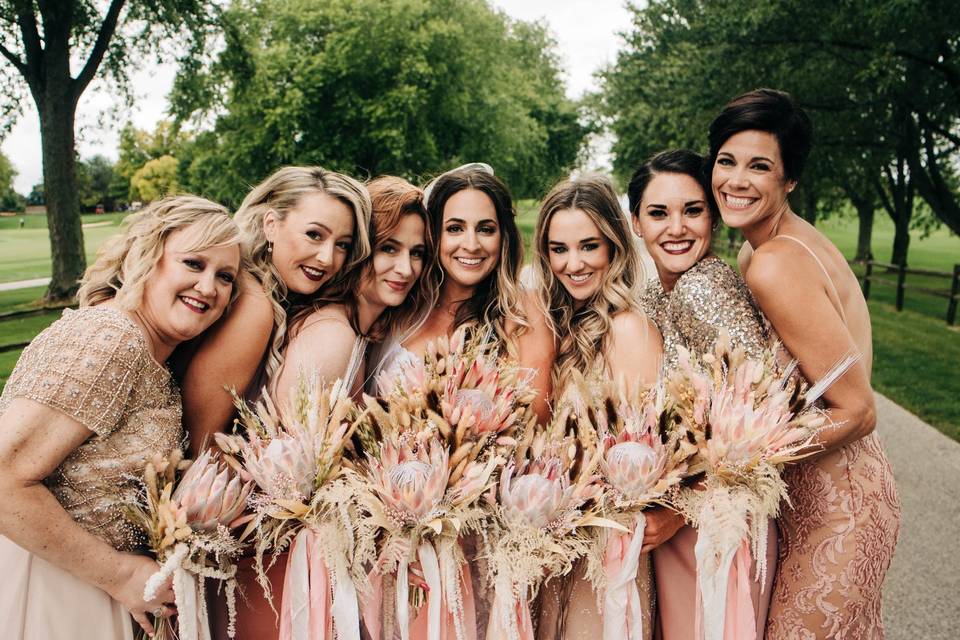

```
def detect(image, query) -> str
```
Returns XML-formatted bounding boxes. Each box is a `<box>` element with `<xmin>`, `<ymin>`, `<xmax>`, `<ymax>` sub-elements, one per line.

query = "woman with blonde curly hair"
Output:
<box><xmin>532</xmin><ymin>174</ymin><xmax>662</xmax><ymax>640</ymax></box>
<box><xmin>178</xmin><ymin>165</ymin><xmax>372</xmax><ymax>456</ymax></box>
<box><xmin>0</xmin><ymin>196</ymin><xmax>242</xmax><ymax>640</ymax></box>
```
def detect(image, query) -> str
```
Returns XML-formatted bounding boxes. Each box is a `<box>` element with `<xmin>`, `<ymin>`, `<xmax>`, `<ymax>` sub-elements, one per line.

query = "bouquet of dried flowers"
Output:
<box><xmin>357</xmin><ymin>328</ymin><xmax>537</xmax><ymax>640</ymax></box>
<box><xmin>216</xmin><ymin>374</ymin><xmax>363</xmax><ymax>640</ymax></box>
<box><xmin>129</xmin><ymin>448</ymin><xmax>252</xmax><ymax>640</ymax></box>
<box><xmin>665</xmin><ymin>332</ymin><xmax>857</xmax><ymax>640</ymax></box>
<box><xmin>560</xmin><ymin>375</ymin><xmax>695</xmax><ymax>640</ymax></box>
<box><xmin>480</xmin><ymin>394</ymin><xmax>624</xmax><ymax>640</ymax></box>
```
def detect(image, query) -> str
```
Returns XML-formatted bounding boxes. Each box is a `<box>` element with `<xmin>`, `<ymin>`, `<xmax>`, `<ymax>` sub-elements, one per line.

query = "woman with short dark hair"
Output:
<box><xmin>708</xmin><ymin>88</ymin><xmax>900</xmax><ymax>638</ymax></box>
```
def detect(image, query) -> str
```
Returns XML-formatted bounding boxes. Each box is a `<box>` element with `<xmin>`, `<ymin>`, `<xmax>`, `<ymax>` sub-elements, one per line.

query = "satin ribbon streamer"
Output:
<box><xmin>602</xmin><ymin>512</ymin><xmax>646</xmax><ymax>640</ymax></box>
<box><xmin>694</xmin><ymin>532</ymin><xmax>756</xmax><ymax>640</ymax></box>
<box><xmin>280</xmin><ymin>527</ymin><xmax>360</xmax><ymax>640</ymax></box>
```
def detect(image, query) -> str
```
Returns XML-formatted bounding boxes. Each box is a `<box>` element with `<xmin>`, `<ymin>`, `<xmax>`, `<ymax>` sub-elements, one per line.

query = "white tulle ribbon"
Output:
<box><xmin>418</xmin><ymin>542</ymin><xmax>443</xmax><ymax>640</ymax></box>
<box><xmin>330</xmin><ymin>540</ymin><xmax>361</xmax><ymax>640</ymax></box>
<box><xmin>285</xmin><ymin>528</ymin><xmax>312</xmax><ymax>640</ymax></box>
<box><xmin>143</xmin><ymin>542</ymin><xmax>211</xmax><ymax>640</ymax></box>
<box><xmin>602</xmin><ymin>512</ymin><xmax>646</xmax><ymax>640</ymax></box>
<box><xmin>396</xmin><ymin>555</ymin><xmax>411</xmax><ymax>640</ymax></box>
<box><xmin>694</xmin><ymin>521</ymin><xmax>740</xmax><ymax>640</ymax></box>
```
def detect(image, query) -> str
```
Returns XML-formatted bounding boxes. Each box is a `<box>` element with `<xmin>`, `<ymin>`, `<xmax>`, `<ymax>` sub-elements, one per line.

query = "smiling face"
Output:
<box><xmin>547</xmin><ymin>207</ymin><xmax>611</xmax><ymax>305</ymax></box>
<box><xmin>139</xmin><ymin>224</ymin><xmax>240</xmax><ymax>345</ymax></box>
<box><xmin>712</xmin><ymin>129</ymin><xmax>795</xmax><ymax>231</ymax></box>
<box><xmin>359</xmin><ymin>213</ymin><xmax>427</xmax><ymax>311</ymax></box>
<box><xmin>264</xmin><ymin>191</ymin><xmax>356</xmax><ymax>295</ymax></box>
<box><xmin>633</xmin><ymin>172</ymin><xmax>713</xmax><ymax>291</ymax></box>
<box><xmin>438</xmin><ymin>188</ymin><xmax>501</xmax><ymax>290</ymax></box>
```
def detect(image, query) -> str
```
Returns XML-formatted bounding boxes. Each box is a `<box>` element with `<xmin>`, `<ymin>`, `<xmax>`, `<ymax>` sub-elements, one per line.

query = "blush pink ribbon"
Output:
<box><xmin>602</xmin><ymin>512</ymin><xmax>646</xmax><ymax>640</ymax></box>
<box><xmin>694</xmin><ymin>537</ymin><xmax>756</xmax><ymax>640</ymax></box>
<box><xmin>280</xmin><ymin>527</ymin><xmax>360</xmax><ymax>640</ymax></box>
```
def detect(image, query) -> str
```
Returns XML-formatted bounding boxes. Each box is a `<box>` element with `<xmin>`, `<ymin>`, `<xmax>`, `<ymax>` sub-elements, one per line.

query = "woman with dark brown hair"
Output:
<box><xmin>708</xmin><ymin>88</ymin><xmax>900</xmax><ymax>639</ymax></box>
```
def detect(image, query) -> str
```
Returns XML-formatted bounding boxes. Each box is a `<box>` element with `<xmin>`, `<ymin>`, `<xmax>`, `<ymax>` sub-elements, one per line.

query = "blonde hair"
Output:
<box><xmin>532</xmin><ymin>174</ymin><xmax>644</xmax><ymax>391</ymax></box>
<box><xmin>423</xmin><ymin>165</ymin><xmax>527</xmax><ymax>357</ymax></box>
<box><xmin>234</xmin><ymin>166</ymin><xmax>372</xmax><ymax>382</ymax></box>
<box><xmin>78</xmin><ymin>195</ymin><xmax>244</xmax><ymax>309</ymax></box>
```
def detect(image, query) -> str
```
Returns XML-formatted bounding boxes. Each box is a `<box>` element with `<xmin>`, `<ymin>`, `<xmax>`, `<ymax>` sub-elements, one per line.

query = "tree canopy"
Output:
<box><xmin>172</xmin><ymin>0</ymin><xmax>588</xmax><ymax>204</ymax></box>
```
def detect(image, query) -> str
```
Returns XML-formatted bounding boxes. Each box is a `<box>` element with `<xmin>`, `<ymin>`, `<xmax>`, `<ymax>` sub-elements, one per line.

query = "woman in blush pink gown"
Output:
<box><xmin>708</xmin><ymin>89</ymin><xmax>900</xmax><ymax>639</ymax></box>
<box><xmin>631</xmin><ymin>149</ymin><xmax>778</xmax><ymax>640</ymax></box>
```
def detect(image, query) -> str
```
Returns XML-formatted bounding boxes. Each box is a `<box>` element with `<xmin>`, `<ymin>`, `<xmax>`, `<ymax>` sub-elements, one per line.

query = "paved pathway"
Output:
<box><xmin>876</xmin><ymin>393</ymin><xmax>959</xmax><ymax>639</ymax></box>
<box><xmin>0</xmin><ymin>277</ymin><xmax>49</xmax><ymax>292</ymax></box>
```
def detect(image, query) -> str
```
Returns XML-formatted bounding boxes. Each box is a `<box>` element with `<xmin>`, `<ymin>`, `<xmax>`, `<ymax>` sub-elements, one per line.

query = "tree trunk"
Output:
<box><xmin>855</xmin><ymin>201</ymin><xmax>874</xmax><ymax>261</ymax></box>
<box><xmin>40</xmin><ymin>97</ymin><xmax>86</xmax><ymax>303</ymax></box>
<box><xmin>891</xmin><ymin>215</ymin><xmax>911</xmax><ymax>266</ymax></box>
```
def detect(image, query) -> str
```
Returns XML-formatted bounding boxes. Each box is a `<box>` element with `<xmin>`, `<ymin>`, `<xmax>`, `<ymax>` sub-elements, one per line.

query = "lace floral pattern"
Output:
<box><xmin>766</xmin><ymin>433</ymin><xmax>901</xmax><ymax>640</ymax></box>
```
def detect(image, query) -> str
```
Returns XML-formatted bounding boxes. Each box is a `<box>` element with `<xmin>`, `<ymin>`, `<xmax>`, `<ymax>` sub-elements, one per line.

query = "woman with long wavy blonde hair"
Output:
<box><xmin>532</xmin><ymin>174</ymin><xmax>662</xmax><ymax>640</ymax></box>
<box><xmin>177</xmin><ymin>166</ymin><xmax>372</xmax><ymax>457</ymax></box>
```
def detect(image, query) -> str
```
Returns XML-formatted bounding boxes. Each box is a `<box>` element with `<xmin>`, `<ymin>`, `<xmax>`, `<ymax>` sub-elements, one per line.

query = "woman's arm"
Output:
<box><xmin>181</xmin><ymin>275</ymin><xmax>275</xmax><ymax>456</ymax></box>
<box><xmin>746</xmin><ymin>245</ymin><xmax>876</xmax><ymax>453</ymax></box>
<box><xmin>515</xmin><ymin>291</ymin><xmax>556</xmax><ymax>424</ymax></box>
<box><xmin>607</xmin><ymin>310</ymin><xmax>663</xmax><ymax>395</ymax></box>
<box><xmin>0</xmin><ymin>399</ymin><xmax>176</xmax><ymax>635</ymax></box>
<box><xmin>272</xmin><ymin>313</ymin><xmax>358</xmax><ymax>406</ymax></box>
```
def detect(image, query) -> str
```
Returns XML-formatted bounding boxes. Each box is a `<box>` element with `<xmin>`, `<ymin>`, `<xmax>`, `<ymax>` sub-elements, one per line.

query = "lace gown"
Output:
<box><xmin>0</xmin><ymin>306</ymin><xmax>183</xmax><ymax>640</ymax></box>
<box><xmin>641</xmin><ymin>255</ymin><xmax>777</xmax><ymax>640</ymax></box>
<box><xmin>760</xmin><ymin>236</ymin><xmax>901</xmax><ymax>640</ymax></box>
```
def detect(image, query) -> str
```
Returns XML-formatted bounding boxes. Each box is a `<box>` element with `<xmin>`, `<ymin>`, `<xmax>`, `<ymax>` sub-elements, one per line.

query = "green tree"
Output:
<box><xmin>77</xmin><ymin>154</ymin><xmax>116</xmax><ymax>211</ymax></box>
<box><xmin>26</xmin><ymin>181</ymin><xmax>43</xmax><ymax>206</ymax></box>
<box><xmin>0</xmin><ymin>1</ymin><xmax>218</xmax><ymax>302</ymax></box>
<box><xmin>0</xmin><ymin>150</ymin><xmax>22</xmax><ymax>211</ymax></box>
<box><xmin>130</xmin><ymin>154</ymin><xmax>179</xmax><ymax>202</ymax></box>
<box><xmin>172</xmin><ymin>0</ymin><xmax>587</xmax><ymax>204</ymax></box>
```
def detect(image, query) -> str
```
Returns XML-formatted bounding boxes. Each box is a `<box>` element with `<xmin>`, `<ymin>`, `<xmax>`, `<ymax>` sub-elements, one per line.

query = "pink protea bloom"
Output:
<box><xmin>370</xmin><ymin>437</ymin><xmax>449</xmax><ymax>526</ymax></box>
<box><xmin>499</xmin><ymin>461</ymin><xmax>569</xmax><ymax>529</ymax></box>
<box><xmin>241</xmin><ymin>433</ymin><xmax>317</xmax><ymax>500</ymax></box>
<box><xmin>602</xmin><ymin>435</ymin><xmax>667</xmax><ymax>502</ymax></box>
<box><xmin>443</xmin><ymin>358</ymin><xmax>517</xmax><ymax>435</ymax></box>
<box><xmin>172</xmin><ymin>450</ymin><xmax>253</xmax><ymax>532</ymax></box>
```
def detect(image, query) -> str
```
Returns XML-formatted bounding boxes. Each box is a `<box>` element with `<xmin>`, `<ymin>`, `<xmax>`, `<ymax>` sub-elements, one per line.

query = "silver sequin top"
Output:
<box><xmin>0</xmin><ymin>306</ymin><xmax>182</xmax><ymax>551</ymax></box>
<box><xmin>640</xmin><ymin>254</ymin><xmax>769</xmax><ymax>371</ymax></box>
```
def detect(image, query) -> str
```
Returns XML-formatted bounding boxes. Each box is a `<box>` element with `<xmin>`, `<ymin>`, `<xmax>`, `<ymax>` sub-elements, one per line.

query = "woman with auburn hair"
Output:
<box><xmin>629</xmin><ymin>149</ymin><xmax>777</xmax><ymax>640</ymax></box>
<box><xmin>0</xmin><ymin>196</ymin><xmax>243</xmax><ymax>640</ymax></box>
<box><xmin>187</xmin><ymin>166</ymin><xmax>371</xmax><ymax>640</ymax></box>
<box><xmin>707</xmin><ymin>88</ymin><xmax>900</xmax><ymax>638</ymax></box>
<box><xmin>532</xmin><ymin>173</ymin><xmax>662</xmax><ymax>640</ymax></box>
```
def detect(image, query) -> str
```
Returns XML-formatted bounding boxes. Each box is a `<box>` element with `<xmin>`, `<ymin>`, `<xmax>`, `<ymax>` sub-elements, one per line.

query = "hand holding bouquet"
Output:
<box><xmin>129</xmin><ymin>448</ymin><xmax>252</xmax><ymax>640</ymax></box>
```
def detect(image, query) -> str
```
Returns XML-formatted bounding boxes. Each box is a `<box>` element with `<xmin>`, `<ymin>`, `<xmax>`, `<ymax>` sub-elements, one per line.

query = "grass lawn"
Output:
<box><xmin>0</xmin><ymin>205</ymin><xmax>957</xmax><ymax>441</ymax></box>
<box><xmin>0</xmin><ymin>212</ymin><xmax>129</xmax><ymax>282</ymax></box>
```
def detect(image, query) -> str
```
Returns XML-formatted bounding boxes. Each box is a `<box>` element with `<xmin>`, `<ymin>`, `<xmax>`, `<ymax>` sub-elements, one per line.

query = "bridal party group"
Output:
<box><xmin>0</xmin><ymin>89</ymin><xmax>901</xmax><ymax>640</ymax></box>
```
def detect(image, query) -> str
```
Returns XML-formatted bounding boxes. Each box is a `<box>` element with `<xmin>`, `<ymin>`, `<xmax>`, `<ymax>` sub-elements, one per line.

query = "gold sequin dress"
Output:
<box><xmin>0</xmin><ymin>305</ymin><xmax>182</xmax><ymax>640</ymax></box>
<box><xmin>641</xmin><ymin>255</ymin><xmax>778</xmax><ymax>640</ymax></box>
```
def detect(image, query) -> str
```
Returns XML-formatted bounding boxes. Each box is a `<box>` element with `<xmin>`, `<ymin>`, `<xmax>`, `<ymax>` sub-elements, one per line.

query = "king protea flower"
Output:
<box><xmin>367</xmin><ymin>435</ymin><xmax>449</xmax><ymax>528</ymax></box>
<box><xmin>172</xmin><ymin>450</ymin><xmax>253</xmax><ymax>532</ymax></box>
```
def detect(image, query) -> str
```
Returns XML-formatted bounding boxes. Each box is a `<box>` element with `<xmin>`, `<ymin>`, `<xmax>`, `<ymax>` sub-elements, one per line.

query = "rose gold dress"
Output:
<box><xmin>0</xmin><ymin>306</ymin><xmax>183</xmax><ymax>640</ymax></box>
<box><xmin>761</xmin><ymin>236</ymin><xmax>901</xmax><ymax>640</ymax></box>
<box><xmin>641</xmin><ymin>254</ymin><xmax>777</xmax><ymax>640</ymax></box>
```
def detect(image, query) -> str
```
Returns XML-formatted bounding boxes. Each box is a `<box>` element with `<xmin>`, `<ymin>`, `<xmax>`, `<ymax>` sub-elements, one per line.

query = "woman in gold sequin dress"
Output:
<box><xmin>629</xmin><ymin>149</ymin><xmax>778</xmax><ymax>640</ymax></box>
<box><xmin>708</xmin><ymin>89</ymin><xmax>900</xmax><ymax>639</ymax></box>
<box><xmin>0</xmin><ymin>197</ymin><xmax>243</xmax><ymax>640</ymax></box>
<box><xmin>532</xmin><ymin>174</ymin><xmax>662</xmax><ymax>640</ymax></box>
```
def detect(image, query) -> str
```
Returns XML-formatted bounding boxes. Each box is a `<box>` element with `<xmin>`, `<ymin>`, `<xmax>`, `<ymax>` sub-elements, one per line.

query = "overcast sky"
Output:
<box><xmin>1</xmin><ymin>0</ymin><xmax>632</xmax><ymax>194</ymax></box>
